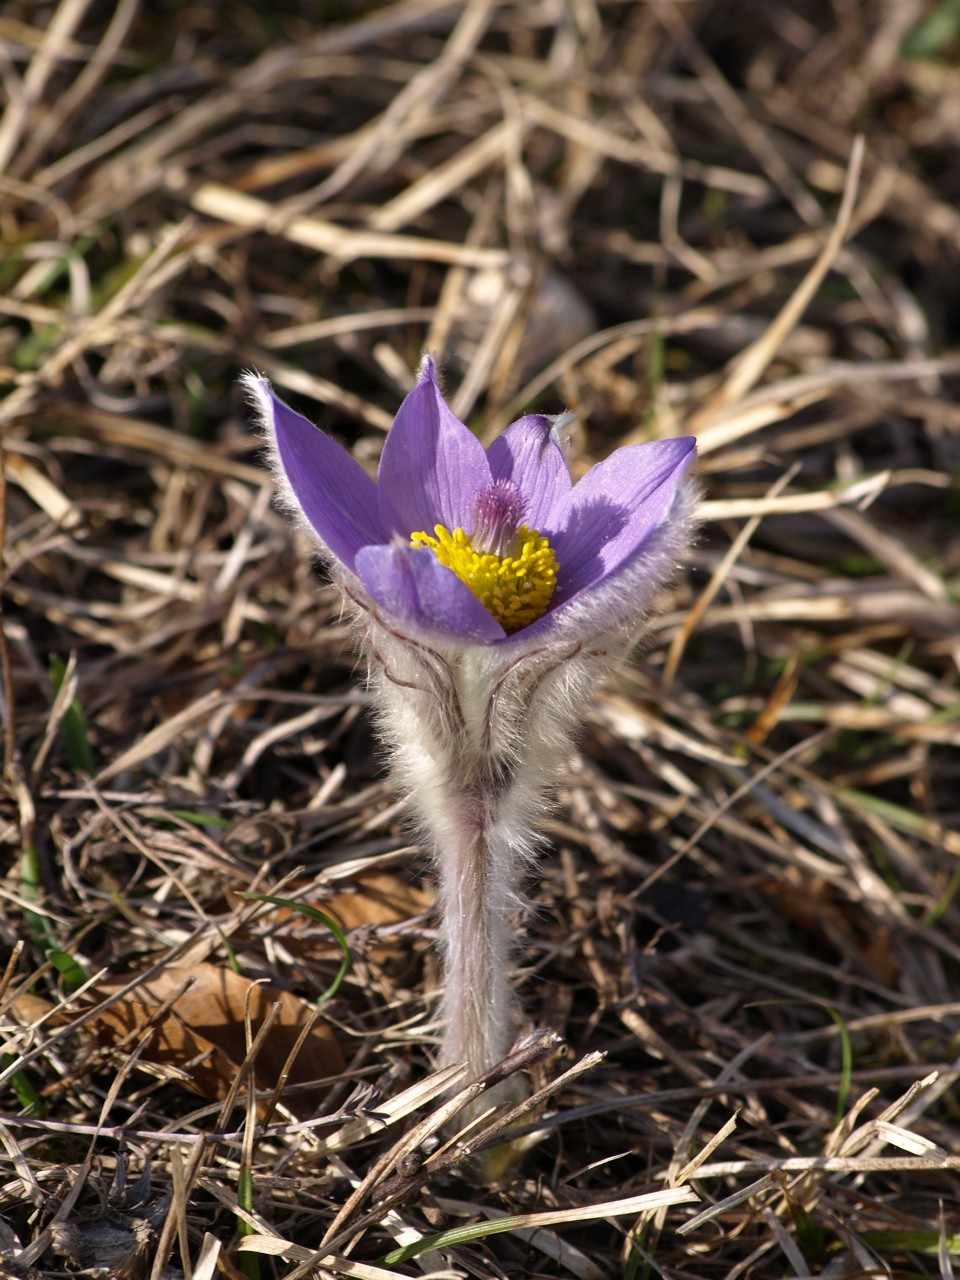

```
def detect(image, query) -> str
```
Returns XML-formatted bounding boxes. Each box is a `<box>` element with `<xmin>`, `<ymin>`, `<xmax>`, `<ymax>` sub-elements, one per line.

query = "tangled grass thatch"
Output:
<box><xmin>1</xmin><ymin>2</ymin><xmax>959</xmax><ymax>1276</ymax></box>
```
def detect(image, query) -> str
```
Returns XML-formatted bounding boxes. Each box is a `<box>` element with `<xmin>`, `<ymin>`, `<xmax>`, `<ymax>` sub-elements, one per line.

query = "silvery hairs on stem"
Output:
<box><xmin>244</xmin><ymin>356</ymin><xmax>698</xmax><ymax>1091</ymax></box>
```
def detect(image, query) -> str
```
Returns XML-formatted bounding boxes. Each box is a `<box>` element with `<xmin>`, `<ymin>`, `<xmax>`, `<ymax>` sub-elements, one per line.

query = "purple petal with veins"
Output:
<box><xmin>356</xmin><ymin>543</ymin><xmax>507</xmax><ymax>644</ymax></box>
<box><xmin>548</xmin><ymin>436</ymin><xmax>696</xmax><ymax>605</ymax></box>
<box><xmin>487</xmin><ymin>414</ymin><xmax>571</xmax><ymax>530</ymax></box>
<box><xmin>377</xmin><ymin>358</ymin><xmax>491</xmax><ymax>538</ymax></box>
<box><xmin>245</xmin><ymin>375</ymin><xmax>384</xmax><ymax>569</ymax></box>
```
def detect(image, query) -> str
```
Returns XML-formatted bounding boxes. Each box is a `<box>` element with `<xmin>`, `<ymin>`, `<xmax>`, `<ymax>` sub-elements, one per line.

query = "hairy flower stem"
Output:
<box><xmin>361</xmin><ymin>612</ymin><xmax>561</xmax><ymax>1090</ymax></box>
<box><xmin>435</xmin><ymin>806</ymin><xmax>518</xmax><ymax>1080</ymax></box>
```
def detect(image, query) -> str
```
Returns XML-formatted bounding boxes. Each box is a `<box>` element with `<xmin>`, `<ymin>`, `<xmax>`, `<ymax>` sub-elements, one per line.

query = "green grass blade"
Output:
<box><xmin>49</xmin><ymin>656</ymin><xmax>95</xmax><ymax>774</ymax></box>
<box><xmin>0</xmin><ymin>1055</ymin><xmax>44</xmax><ymax>1117</ymax></box>
<box><xmin>19</xmin><ymin>843</ymin><xmax>58</xmax><ymax>952</ymax></box>
<box><xmin>244</xmin><ymin>893</ymin><xmax>351</xmax><ymax>1002</ymax></box>
<box><xmin>236</xmin><ymin>1167</ymin><xmax>260</xmax><ymax>1280</ymax></box>
<box><xmin>46</xmin><ymin>949</ymin><xmax>87</xmax><ymax>991</ymax></box>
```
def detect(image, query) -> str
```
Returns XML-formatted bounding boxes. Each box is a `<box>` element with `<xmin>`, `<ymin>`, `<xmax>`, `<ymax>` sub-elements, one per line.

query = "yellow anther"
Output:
<box><xmin>411</xmin><ymin>523</ymin><xmax>558</xmax><ymax>632</ymax></box>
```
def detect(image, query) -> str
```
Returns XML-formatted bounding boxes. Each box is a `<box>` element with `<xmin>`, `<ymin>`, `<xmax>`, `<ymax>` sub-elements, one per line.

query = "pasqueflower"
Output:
<box><xmin>245</xmin><ymin>357</ymin><xmax>697</xmax><ymax>1107</ymax></box>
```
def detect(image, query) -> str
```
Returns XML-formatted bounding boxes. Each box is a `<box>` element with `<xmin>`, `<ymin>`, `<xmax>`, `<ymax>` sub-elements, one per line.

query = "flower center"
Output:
<box><xmin>410</xmin><ymin>481</ymin><xmax>558</xmax><ymax>632</ymax></box>
<box><xmin>471</xmin><ymin>478</ymin><xmax>525</xmax><ymax>557</ymax></box>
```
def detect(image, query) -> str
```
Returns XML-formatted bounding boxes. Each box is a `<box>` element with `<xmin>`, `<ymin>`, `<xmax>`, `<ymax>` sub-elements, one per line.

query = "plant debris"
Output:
<box><xmin>1</xmin><ymin>1</ymin><xmax>959</xmax><ymax>1277</ymax></box>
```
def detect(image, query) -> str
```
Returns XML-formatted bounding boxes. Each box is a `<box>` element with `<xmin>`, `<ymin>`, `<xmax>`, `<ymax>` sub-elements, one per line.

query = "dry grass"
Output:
<box><xmin>2</xmin><ymin>1</ymin><xmax>960</xmax><ymax>1276</ymax></box>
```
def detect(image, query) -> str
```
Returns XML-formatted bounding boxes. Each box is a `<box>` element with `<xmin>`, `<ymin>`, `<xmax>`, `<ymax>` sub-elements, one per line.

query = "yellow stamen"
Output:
<box><xmin>411</xmin><ymin>523</ymin><xmax>558</xmax><ymax>632</ymax></box>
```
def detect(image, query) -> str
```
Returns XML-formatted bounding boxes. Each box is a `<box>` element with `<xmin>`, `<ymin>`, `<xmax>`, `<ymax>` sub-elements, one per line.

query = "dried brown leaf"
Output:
<box><xmin>88</xmin><ymin>963</ymin><xmax>344</xmax><ymax>1116</ymax></box>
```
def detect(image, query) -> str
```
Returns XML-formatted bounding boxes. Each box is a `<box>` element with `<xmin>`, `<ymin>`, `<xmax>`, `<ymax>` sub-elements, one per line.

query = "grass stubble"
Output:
<box><xmin>1</xmin><ymin>1</ymin><xmax>959</xmax><ymax>1276</ymax></box>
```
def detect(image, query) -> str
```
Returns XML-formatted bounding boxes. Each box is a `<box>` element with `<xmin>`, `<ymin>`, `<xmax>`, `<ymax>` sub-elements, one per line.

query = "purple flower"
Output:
<box><xmin>243</xmin><ymin>357</ymin><xmax>695</xmax><ymax>649</ymax></box>
<box><xmin>246</xmin><ymin>356</ymin><xmax>699</xmax><ymax>1125</ymax></box>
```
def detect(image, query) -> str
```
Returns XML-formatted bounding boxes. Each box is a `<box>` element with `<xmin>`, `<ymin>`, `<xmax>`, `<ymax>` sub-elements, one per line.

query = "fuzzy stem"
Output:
<box><xmin>365</xmin><ymin>625</ymin><xmax>549</xmax><ymax>1087</ymax></box>
<box><xmin>435</xmin><ymin>816</ymin><xmax>517</xmax><ymax>1078</ymax></box>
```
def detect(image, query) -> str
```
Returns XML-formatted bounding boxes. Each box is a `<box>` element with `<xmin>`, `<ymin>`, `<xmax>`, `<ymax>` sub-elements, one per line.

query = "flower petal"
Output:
<box><xmin>377</xmin><ymin>358</ymin><xmax>491</xmax><ymax>537</ymax></box>
<box><xmin>486</xmin><ymin>415</ymin><xmax>571</xmax><ymax>530</ymax></box>
<box><xmin>506</xmin><ymin>472</ymin><xmax>699</xmax><ymax>650</ymax></box>
<box><xmin>355</xmin><ymin>543</ymin><xmax>507</xmax><ymax>643</ymax></box>
<box><xmin>245</xmin><ymin>374</ymin><xmax>384</xmax><ymax>569</ymax></box>
<box><xmin>549</xmin><ymin>437</ymin><xmax>696</xmax><ymax>603</ymax></box>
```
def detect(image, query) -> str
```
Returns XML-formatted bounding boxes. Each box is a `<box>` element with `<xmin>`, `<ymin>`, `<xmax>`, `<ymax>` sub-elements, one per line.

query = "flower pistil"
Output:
<box><xmin>411</xmin><ymin>478</ymin><xmax>559</xmax><ymax>631</ymax></box>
